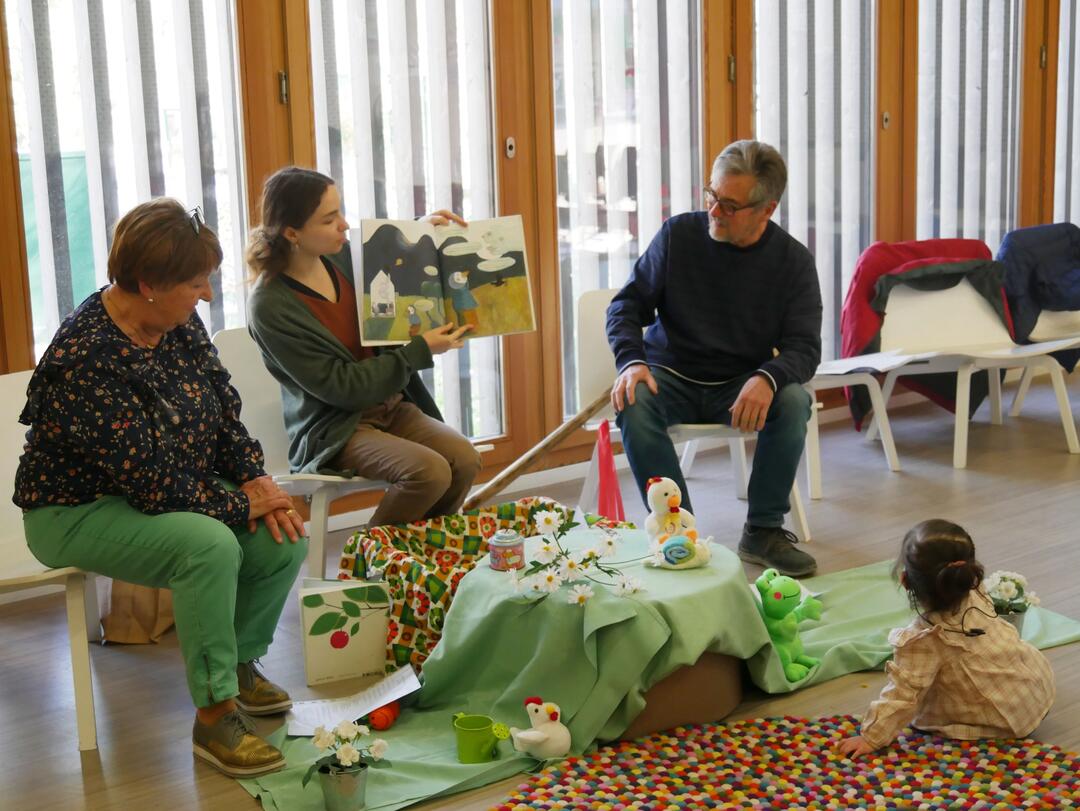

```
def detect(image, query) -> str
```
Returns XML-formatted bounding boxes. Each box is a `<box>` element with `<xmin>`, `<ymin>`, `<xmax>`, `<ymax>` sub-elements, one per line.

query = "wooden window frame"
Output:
<box><xmin>0</xmin><ymin>0</ymin><xmax>34</xmax><ymax>373</ymax></box>
<box><xmin>1019</xmin><ymin>0</ymin><xmax>1060</xmax><ymax>227</ymax></box>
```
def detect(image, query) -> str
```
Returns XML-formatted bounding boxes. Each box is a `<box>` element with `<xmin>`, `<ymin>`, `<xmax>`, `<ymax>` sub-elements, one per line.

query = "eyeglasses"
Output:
<box><xmin>702</xmin><ymin>187</ymin><xmax>759</xmax><ymax>217</ymax></box>
<box><xmin>187</xmin><ymin>205</ymin><xmax>205</xmax><ymax>235</ymax></box>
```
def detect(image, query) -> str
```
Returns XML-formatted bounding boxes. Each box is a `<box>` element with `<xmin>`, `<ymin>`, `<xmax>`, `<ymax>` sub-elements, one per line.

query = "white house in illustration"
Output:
<box><xmin>370</xmin><ymin>269</ymin><xmax>397</xmax><ymax>317</ymax></box>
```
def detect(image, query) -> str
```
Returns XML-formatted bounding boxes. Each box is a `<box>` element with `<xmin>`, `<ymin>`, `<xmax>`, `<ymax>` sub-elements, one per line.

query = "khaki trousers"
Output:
<box><xmin>335</xmin><ymin>400</ymin><xmax>482</xmax><ymax>526</ymax></box>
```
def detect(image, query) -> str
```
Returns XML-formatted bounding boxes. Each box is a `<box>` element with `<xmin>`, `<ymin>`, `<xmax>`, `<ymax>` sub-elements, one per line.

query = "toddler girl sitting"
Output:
<box><xmin>838</xmin><ymin>519</ymin><xmax>1055</xmax><ymax>757</ymax></box>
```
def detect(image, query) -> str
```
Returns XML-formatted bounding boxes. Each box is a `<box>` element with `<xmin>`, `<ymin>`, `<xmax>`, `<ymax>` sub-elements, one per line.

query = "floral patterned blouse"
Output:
<box><xmin>13</xmin><ymin>291</ymin><xmax>265</xmax><ymax>526</ymax></box>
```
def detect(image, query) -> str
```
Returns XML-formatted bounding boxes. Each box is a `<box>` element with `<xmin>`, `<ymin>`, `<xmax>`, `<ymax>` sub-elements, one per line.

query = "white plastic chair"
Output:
<box><xmin>212</xmin><ymin>329</ymin><xmax>388</xmax><ymax>578</ymax></box>
<box><xmin>804</xmin><ymin>367</ymin><xmax>901</xmax><ymax>499</ymax></box>
<box><xmin>863</xmin><ymin>279</ymin><xmax>1079</xmax><ymax>468</ymax></box>
<box><xmin>0</xmin><ymin>370</ymin><xmax>99</xmax><ymax>751</ymax></box>
<box><xmin>575</xmin><ymin>289</ymin><xmax>811</xmax><ymax>541</ymax></box>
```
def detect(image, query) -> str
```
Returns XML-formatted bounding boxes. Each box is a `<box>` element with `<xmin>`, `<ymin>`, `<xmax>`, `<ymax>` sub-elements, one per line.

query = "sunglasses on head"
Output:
<box><xmin>187</xmin><ymin>205</ymin><xmax>205</xmax><ymax>235</ymax></box>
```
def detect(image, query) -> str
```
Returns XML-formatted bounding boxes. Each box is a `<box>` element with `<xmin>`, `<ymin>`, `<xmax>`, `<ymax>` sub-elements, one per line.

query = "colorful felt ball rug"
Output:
<box><xmin>493</xmin><ymin>715</ymin><xmax>1080</xmax><ymax>810</ymax></box>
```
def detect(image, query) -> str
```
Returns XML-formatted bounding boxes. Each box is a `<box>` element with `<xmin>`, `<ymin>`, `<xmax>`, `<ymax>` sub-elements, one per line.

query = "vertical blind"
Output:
<box><xmin>5</xmin><ymin>0</ymin><xmax>247</xmax><ymax>358</ymax></box>
<box><xmin>754</xmin><ymin>0</ymin><xmax>876</xmax><ymax>361</ymax></box>
<box><xmin>916</xmin><ymin>0</ymin><xmax>1021</xmax><ymax>253</ymax></box>
<box><xmin>552</xmin><ymin>0</ymin><xmax>702</xmax><ymax>415</ymax></box>
<box><xmin>1055</xmin><ymin>0</ymin><xmax>1080</xmax><ymax>224</ymax></box>
<box><xmin>308</xmin><ymin>0</ymin><xmax>502</xmax><ymax>440</ymax></box>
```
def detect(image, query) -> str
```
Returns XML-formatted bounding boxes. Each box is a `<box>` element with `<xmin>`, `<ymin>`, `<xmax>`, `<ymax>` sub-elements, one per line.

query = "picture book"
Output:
<box><xmin>354</xmin><ymin>214</ymin><xmax>535</xmax><ymax>345</ymax></box>
<box><xmin>298</xmin><ymin>579</ymin><xmax>389</xmax><ymax>686</ymax></box>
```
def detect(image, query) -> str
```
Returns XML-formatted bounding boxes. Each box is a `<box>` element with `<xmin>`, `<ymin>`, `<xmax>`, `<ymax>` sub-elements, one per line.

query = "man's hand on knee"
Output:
<box><xmin>612</xmin><ymin>364</ymin><xmax>658</xmax><ymax>412</ymax></box>
<box><xmin>730</xmin><ymin>375</ymin><xmax>774</xmax><ymax>432</ymax></box>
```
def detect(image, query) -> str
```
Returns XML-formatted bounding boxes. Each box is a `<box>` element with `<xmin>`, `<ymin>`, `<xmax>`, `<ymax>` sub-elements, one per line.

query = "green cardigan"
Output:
<box><xmin>247</xmin><ymin>245</ymin><xmax>441</xmax><ymax>474</ymax></box>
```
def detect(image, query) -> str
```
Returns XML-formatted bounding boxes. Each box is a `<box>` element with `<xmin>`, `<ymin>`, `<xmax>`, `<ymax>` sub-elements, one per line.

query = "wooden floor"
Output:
<box><xmin>2</xmin><ymin>379</ymin><xmax>1079</xmax><ymax>810</ymax></box>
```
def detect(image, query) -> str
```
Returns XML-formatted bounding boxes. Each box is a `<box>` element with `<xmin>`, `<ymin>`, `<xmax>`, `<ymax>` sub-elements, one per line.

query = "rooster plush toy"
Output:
<box><xmin>644</xmin><ymin>476</ymin><xmax>698</xmax><ymax>542</ymax></box>
<box><xmin>509</xmin><ymin>696</ymin><xmax>572</xmax><ymax>760</ymax></box>
<box><xmin>643</xmin><ymin>476</ymin><xmax>711</xmax><ymax>570</ymax></box>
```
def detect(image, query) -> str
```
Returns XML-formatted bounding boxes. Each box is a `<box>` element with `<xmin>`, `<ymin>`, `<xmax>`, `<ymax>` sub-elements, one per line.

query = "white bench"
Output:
<box><xmin>858</xmin><ymin>279</ymin><xmax>1079</xmax><ymax>468</ymax></box>
<box><xmin>0</xmin><ymin>370</ymin><xmax>99</xmax><ymax>751</ymax></box>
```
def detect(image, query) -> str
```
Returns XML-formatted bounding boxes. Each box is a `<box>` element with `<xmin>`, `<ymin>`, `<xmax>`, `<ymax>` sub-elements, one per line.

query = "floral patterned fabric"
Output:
<box><xmin>13</xmin><ymin>291</ymin><xmax>263</xmax><ymax>525</ymax></box>
<box><xmin>336</xmin><ymin>497</ymin><xmax>633</xmax><ymax>672</ymax></box>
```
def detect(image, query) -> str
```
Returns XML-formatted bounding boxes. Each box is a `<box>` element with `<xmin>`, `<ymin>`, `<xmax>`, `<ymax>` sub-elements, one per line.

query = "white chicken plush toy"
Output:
<box><xmin>509</xmin><ymin>696</ymin><xmax>572</xmax><ymax>760</ymax></box>
<box><xmin>644</xmin><ymin>476</ymin><xmax>698</xmax><ymax>542</ymax></box>
<box><xmin>644</xmin><ymin>476</ymin><xmax>712</xmax><ymax>570</ymax></box>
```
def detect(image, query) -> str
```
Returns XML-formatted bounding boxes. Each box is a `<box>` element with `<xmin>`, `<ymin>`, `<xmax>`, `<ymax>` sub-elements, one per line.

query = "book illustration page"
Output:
<box><xmin>356</xmin><ymin>220</ymin><xmax>442</xmax><ymax>345</ymax></box>
<box><xmin>436</xmin><ymin>215</ymin><xmax>535</xmax><ymax>339</ymax></box>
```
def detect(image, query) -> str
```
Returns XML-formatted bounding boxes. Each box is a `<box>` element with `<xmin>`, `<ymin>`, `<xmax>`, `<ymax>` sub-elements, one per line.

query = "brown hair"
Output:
<box><xmin>246</xmin><ymin>166</ymin><xmax>335</xmax><ymax>277</ymax></box>
<box><xmin>893</xmin><ymin>519</ymin><xmax>985</xmax><ymax>615</ymax></box>
<box><xmin>108</xmin><ymin>198</ymin><xmax>223</xmax><ymax>293</ymax></box>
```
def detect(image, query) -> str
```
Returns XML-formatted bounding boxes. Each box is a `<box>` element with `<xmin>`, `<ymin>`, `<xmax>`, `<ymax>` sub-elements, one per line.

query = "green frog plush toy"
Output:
<box><xmin>754</xmin><ymin>568</ymin><xmax>823</xmax><ymax>682</ymax></box>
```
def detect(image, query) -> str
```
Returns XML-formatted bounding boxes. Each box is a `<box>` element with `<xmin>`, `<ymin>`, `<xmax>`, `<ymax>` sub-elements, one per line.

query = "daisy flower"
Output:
<box><xmin>558</xmin><ymin>553</ymin><xmax>587</xmax><ymax>582</ymax></box>
<box><xmin>535</xmin><ymin>540</ymin><xmax>559</xmax><ymax>564</ymax></box>
<box><xmin>596</xmin><ymin>533</ymin><xmax>619</xmax><ymax>558</ymax></box>
<box><xmin>614</xmin><ymin>574</ymin><xmax>643</xmax><ymax>596</ymax></box>
<box><xmin>567</xmin><ymin>583</ymin><xmax>594</xmax><ymax>605</ymax></box>
<box><xmin>508</xmin><ymin>568</ymin><xmax>525</xmax><ymax>594</ymax></box>
<box><xmin>539</xmin><ymin>570</ymin><xmax>564</xmax><ymax>593</ymax></box>
<box><xmin>534</xmin><ymin>510</ymin><xmax>561</xmax><ymax>535</ymax></box>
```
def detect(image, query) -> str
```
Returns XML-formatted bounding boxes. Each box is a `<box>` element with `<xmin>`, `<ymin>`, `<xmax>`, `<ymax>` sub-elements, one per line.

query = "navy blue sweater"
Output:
<box><xmin>606</xmin><ymin>212</ymin><xmax>822</xmax><ymax>390</ymax></box>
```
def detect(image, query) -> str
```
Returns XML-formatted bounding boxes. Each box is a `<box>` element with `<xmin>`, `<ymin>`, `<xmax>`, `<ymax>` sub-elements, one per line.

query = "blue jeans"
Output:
<box><xmin>615</xmin><ymin>367</ymin><xmax>811</xmax><ymax>527</ymax></box>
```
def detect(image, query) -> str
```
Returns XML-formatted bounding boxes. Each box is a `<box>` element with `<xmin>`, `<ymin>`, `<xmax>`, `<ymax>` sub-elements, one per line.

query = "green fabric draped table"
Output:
<box><xmin>240</xmin><ymin>528</ymin><xmax>1080</xmax><ymax>810</ymax></box>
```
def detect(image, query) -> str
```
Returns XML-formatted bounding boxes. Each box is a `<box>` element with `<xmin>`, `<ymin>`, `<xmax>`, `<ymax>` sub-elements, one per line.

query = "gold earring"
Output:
<box><xmin>147</xmin><ymin>297</ymin><xmax>155</xmax><ymax>303</ymax></box>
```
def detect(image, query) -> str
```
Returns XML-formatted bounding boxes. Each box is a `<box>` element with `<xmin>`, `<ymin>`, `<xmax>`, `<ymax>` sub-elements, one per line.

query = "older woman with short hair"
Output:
<box><xmin>13</xmin><ymin>198</ymin><xmax>306</xmax><ymax>778</ymax></box>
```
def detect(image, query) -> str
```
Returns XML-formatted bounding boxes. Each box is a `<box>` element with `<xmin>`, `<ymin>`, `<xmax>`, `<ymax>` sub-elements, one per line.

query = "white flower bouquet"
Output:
<box><xmin>508</xmin><ymin>510</ymin><xmax>644</xmax><ymax>605</ymax></box>
<box><xmin>984</xmin><ymin>570</ymin><xmax>1040</xmax><ymax>616</ymax></box>
<box><xmin>302</xmin><ymin>719</ymin><xmax>390</xmax><ymax>786</ymax></box>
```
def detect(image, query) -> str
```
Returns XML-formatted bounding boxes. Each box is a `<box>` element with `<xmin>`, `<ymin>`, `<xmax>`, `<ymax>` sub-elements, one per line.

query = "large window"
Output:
<box><xmin>552</xmin><ymin>0</ymin><xmax>702</xmax><ymax>415</ymax></box>
<box><xmin>4</xmin><ymin>0</ymin><xmax>247</xmax><ymax>358</ymax></box>
<box><xmin>754</xmin><ymin>0</ymin><xmax>876</xmax><ymax>361</ymax></box>
<box><xmin>916</xmin><ymin>0</ymin><xmax>1022</xmax><ymax>251</ymax></box>
<box><xmin>308</xmin><ymin>0</ymin><xmax>502</xmax><ymax>440</ymax></box>
<box><xmin>1055</xmin><ymin>0</ymin><xmax>1080</xmax><ymax>224</ymax></box>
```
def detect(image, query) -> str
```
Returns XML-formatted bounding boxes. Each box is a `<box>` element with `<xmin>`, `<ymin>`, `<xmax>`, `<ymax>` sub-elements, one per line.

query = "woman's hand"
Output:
<box><xmin>241</xmin><ymin>477</ymin><xmax>303</xmax><ymax>543</ymax></box>
<box><xmin>256</xmin><ymin>507</ymin><xmax>307</xmax><ymax>544</ymax></box>
<box><xmin>420</xmin><ymin>209</ymin><xmax>467</xmax><ymax>227</ymax></box>
<box><xmin>423</xmin><ymin>323</ymin><xmax>472</xmax><ymax>355</ymax></box>
<box><xmin>835</xmin><ymin>735</ymin><xmax>875</xmax><ymax>758</ymax></box>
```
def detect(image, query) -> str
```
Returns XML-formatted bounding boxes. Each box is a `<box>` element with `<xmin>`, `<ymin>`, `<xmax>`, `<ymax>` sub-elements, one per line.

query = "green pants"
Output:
<box><xmin>23</xmin><ymin>490</ymin><xmax>306</xmax><ymax>708</ymax></box>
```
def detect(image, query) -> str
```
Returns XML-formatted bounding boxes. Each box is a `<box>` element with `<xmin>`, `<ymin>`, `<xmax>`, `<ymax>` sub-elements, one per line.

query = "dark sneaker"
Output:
<box><xmin>738</xmin><ymin>524</ymin><xmax>817</xmax><ymax>577</ymax></box>
<box><xmin>235</xmin><ymin>660</ymin><xmax>292</xmax><ymax>715</ymax></box>
<box><xmin>192</xmin><ymin>709</ymin><xmax>285</xmax><ymax>777</ymax></box>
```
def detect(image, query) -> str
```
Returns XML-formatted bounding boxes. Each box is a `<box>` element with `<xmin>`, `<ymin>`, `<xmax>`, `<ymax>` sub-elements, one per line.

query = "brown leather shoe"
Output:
<box><xmin>235</xmin><ymin>660</ymin><xmax>293</xmax><ymax>715</ymax></box>
<box><xmin>192</xmin><ymin>710</ymin><xmax>285</xmax><ymax>778</ymax></box>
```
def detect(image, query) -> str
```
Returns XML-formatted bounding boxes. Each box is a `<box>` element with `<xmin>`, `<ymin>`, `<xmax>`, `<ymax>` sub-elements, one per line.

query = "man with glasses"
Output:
<box><xmin>607</xmin><ymin>140</ymin><xmax>822</xmax><ymax>577</ymax></box>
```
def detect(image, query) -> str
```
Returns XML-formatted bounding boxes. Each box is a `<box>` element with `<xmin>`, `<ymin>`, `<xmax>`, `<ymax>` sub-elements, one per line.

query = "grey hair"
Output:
<box><xmin>710</xmin><ymin>140</ymin><xmax>787</xmax><ymax>205</ymax></box>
